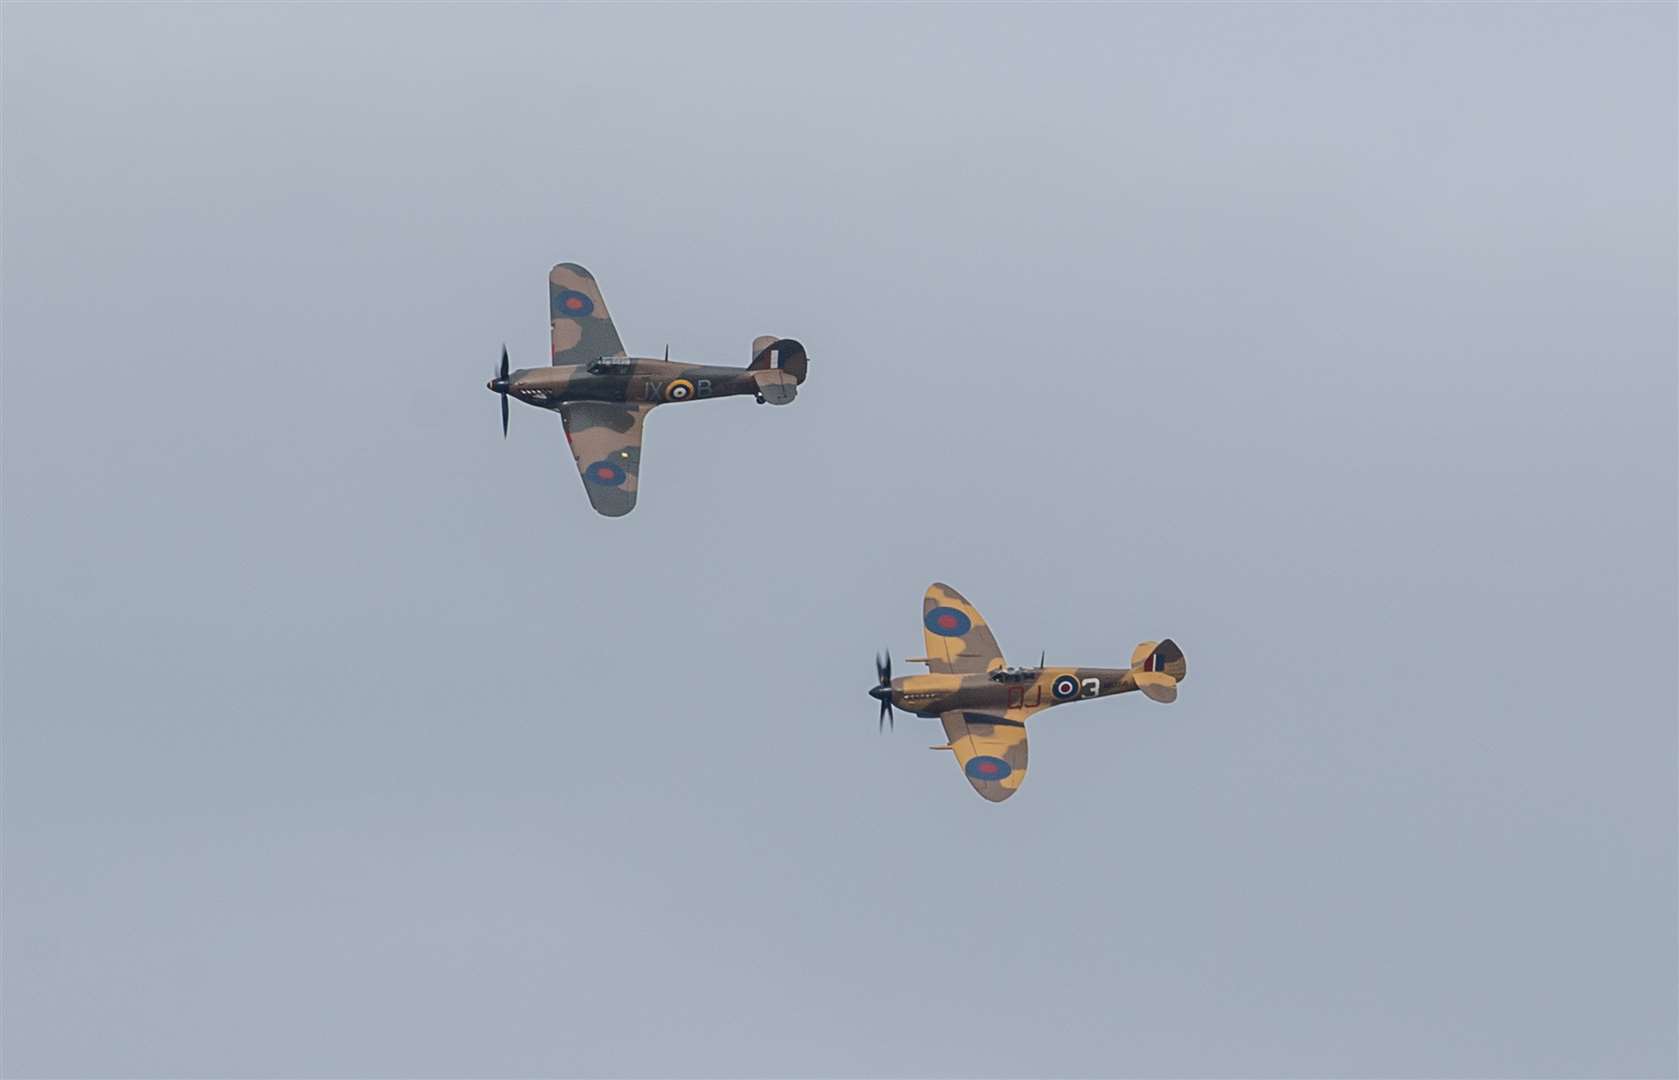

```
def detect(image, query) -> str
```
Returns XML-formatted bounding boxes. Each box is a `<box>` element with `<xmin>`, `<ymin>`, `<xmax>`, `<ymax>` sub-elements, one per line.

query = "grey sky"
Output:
<box><xmin>3</xmin><ymin>3</ymin><xmax>1674</xmax><ymax>1077</ymax></box>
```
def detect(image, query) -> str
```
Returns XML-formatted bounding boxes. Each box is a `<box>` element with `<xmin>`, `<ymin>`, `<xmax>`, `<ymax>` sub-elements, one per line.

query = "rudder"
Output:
<box><xmin>747</xmin><ymin>336</ymin><xmax>809</xmax><ymax>383</ymax></box>
<box><xmin>1131</xmin><ymin>639</ymin><xmax>1186</xmax><ymax>681</ymax></box>
<box><xmin>1130</xmin><ymin>639</ymin><xmax>1187</xmax><ymax>703</ymax></box>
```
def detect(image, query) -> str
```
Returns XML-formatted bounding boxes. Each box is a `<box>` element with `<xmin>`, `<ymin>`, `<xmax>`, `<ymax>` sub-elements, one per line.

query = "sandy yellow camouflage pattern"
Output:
<box><xmin>878</xmin><ymin>583</ymin><xmax>1187</xmax><ymax>803</ymax></box>
<box><xmin>489</xmin><ymin>263</ymin><xmax>809</xmax><ymax>517</ymax></box>
<box><xmin>921</xmin><ymin>582</ymin><xmax>1006</xmax><ymax>675</ymax></box>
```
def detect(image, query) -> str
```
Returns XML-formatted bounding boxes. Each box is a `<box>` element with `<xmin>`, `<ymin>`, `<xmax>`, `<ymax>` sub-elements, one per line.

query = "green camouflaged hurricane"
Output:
<box><xmin>487</xmin><ymin>263</ymin><xmax>809</xmax><ymax>517</ymax></box>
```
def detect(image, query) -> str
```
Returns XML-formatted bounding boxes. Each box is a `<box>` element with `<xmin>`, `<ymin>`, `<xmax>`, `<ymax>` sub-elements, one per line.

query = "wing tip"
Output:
<box><xmin>585</xmin><ymin>488</ymin><xmax>638</xmax><ymax>517</ymax></box>
<box><xmin>927</xmin><ymin>581</ymin><xmax>979</xmax><ymax>612</ymax></box>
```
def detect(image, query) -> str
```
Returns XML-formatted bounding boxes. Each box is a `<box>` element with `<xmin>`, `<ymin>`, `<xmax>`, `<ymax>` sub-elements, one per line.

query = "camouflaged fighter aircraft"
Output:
<box><xmin>870</xmin><ymin>583</ymin><xmax>1187</xmax><ymax>802</ymax></box>
<box><xmin>487</xmin><ymin>263</ymin><xmax>809</xmax><ymax>517</ymax></box>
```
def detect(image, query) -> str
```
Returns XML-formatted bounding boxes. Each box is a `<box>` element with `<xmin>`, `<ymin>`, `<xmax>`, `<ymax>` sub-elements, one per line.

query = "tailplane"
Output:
<box><xmin>751</xmin><ymin>368</ymin><xmax>798</xmax><ymax>405</ymax></box>
<box><xmin>1130</xmin><ymin>639</ymin><xmax>1186</xmax><ymax>703</ymax></box>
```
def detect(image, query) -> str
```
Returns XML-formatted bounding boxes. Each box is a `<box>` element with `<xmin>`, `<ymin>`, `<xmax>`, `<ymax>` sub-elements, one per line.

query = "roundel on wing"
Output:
<box><xmin>1051</xmin><ymin>675</ymin><xmax>1081</xmax><ymax>701</ymax></box>
<box><xmin>664</xmin><ymin>378</ymin><xmax>695</xmax><ymax>402</ymax></box>
<box><xmin>585</xmin><ymin>460</ymin><xmax>627</xmax><ymax>487</ymax></box>
<box><xmin>552</xmin><ymin>289</ymin><xmax>595</xmax><ymax>318</ymax></box>
<box><xmin>924</xmin><ymin>606</ymin><xmax>972</xmax><ymax>637</ymax></box>
<box><xmin>965</xmin><ymin>755</ymin><xmax>1013</xmax><ymax>781</ymax></box>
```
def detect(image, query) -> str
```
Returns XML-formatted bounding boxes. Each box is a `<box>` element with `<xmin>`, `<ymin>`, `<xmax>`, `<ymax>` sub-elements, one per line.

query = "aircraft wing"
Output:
<box><xmin>550</xmin><ymin>263</ymin><xmax>626</xmax><ymax>366</ymax></box>
<box><xmin>558</xmin><ymin>402</ymin><xmax>648</xmax><ymax>517</ymax></box>
<box><xmin>920</xmin><ymin>582</ymin><xmax>1005</xmax><ymax>674</ymax></box>
<box><xmin>940</xmin><ymin>709</ymin><xmax>1029</xmax><ymax>802</ymax></box>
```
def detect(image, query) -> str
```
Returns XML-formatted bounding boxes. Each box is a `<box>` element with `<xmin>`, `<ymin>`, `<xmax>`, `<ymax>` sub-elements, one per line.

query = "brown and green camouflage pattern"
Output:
<box><xmin>885</xmin><ymin>583</ymin><xmax>1186</xmax><ymax>803</ymax></box>
<box><xmin>491</xmin><ymin>263</ymin><xmax>809</xmax><ymax>517</ymax></box>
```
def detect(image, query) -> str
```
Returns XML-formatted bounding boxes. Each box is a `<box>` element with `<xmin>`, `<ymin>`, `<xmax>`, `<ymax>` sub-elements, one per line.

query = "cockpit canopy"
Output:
<box><xmin>587</xmin><ymin>356</ymin><xmax>635</xmax><ymax>375</ymax></box>
<box><xmin>988</xmin><ymin>666</ymin><xmax>1041</xmax><ymax>684</ymax></box>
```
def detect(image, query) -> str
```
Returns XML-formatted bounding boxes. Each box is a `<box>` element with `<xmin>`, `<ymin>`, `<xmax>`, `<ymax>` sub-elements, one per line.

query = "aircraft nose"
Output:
<box><xmin>487</xmin><ymin>378</ymin><xmax>509</xmax><ymax>393</ymax></box>
<box><xmin>868</xmin><ymin>685</ymin><xmax>891</xmax><ymax>702</ymax></box>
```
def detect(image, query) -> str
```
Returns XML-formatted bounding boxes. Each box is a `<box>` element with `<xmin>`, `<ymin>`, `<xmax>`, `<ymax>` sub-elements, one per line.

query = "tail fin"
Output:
<box><xmin>1130</xmin><ymin>639</ymin><xmax>1186</xmax><ymax>703</ymax></box>
<box><xmin>747</xmin><ymin>336</ymin><xmax>809</xmax><ymax>384</ymax></box>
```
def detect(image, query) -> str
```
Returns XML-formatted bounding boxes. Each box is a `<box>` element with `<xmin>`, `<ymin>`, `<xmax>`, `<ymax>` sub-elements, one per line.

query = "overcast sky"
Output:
<box><xmin>4</xmin><ymin>4</ymin><xmax>1674</xmax><ymax>1077</ymax></box>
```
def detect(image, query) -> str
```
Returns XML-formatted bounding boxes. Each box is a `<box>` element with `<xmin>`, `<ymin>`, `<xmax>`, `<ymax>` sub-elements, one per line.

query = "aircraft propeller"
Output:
<box><xmin>871</xmin><ymin>649</ymin><xmax>894</xmax><ymax>732</ymax></box>
<box><xmin>490</xmin><ymin>345</ymin><xmax>511</xmax><ymax>436</ymax></box>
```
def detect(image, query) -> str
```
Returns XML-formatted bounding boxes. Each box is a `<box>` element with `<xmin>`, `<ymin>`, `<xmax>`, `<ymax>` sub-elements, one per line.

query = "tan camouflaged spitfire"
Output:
<box><xmin>870</xmin><ymin>583</ymin><xmax>1187</xmax><ymax>802</ymax></box>
<box><xmin>487</xmin><ymin>263</ymin><xmax>809</xmax><ymax>517</ymax></box>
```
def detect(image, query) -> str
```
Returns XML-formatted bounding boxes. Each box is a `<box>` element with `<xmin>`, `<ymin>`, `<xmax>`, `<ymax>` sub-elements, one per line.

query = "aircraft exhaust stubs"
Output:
<box><xmin>924</xmin><ymin>606</ymin><xmax>972</xmax><ymax>637</ymax></box>
<box><xmin>1051</xmin><ymin>675</ymin><xmax>1081</xmax><ymax>700</ymax></box>
<box><xmin>664</xmin><ymin>378</ymin><xmax>695</xmax><ymax>402</ymax></box>
<box><xmin>965</xmin><ymin>755</ymin><xmax>1013</xmax><ymax>781</ymax></box>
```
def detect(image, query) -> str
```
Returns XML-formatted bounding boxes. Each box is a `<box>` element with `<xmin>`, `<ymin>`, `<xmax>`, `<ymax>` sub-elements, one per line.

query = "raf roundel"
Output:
<box><xmin>585</xmin><ymin>460</ymin><xmax>627</xmax><ymax>487</ymax></box>
<box><xmin>965</xmin><ymin>755</ymin><xmax>1013</xmax><ymax>782</ymax></box>
<box><xmin>924</xmin><ymin>606</ymin><xmax>973</xmax><ymax>637</ymax></box>
<box><xmin>664</xmin><ymin>378</ymin><xmax>695</xmax><ymax>402</ymax></box>
<box><xmin>1051</xmin><ymin>675</ymin><xmax>1081</xmax><ymax>701</ymax></box>
<box><xmin>552</xmin><ymin>288</ymin><xmax>595</xmax><ymax>319</ymax></box>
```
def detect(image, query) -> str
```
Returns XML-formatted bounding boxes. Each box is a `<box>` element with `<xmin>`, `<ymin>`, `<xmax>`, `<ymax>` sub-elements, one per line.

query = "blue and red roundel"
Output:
<box><xmin>1051</xmin><ymin>675</ymin><xmax>1080</xmax><ymax>700</ymax></box>
<box><xmin>924</xmin><ymin>606</ymin><xmax>972</xmax><ymax>637</ymax></box>
<box><xmin>585</xmin><ymin>460</ymin><xmax>626</xmax><ymax>487</ymax></box>
<box><xmin>552</xmin><ymin>289</ymin><xmax>595</xmax><ymax>318</ymax></box>
<box><xmin>965</xmin><ymin>755</ymin><xmax>1012</xmax><ymax>781</ymax></box>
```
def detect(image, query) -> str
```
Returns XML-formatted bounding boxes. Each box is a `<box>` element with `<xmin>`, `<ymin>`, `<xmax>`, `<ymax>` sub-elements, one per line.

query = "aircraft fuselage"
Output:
<box><xmin>495</xmin><ymin>359</ymin><xmax>768</xmax><ymax>410</ymax></box>
<box><xmin>882</xmin><ymin>666</ymin><xmax>1143</xmax><ymax>718</ymax></box>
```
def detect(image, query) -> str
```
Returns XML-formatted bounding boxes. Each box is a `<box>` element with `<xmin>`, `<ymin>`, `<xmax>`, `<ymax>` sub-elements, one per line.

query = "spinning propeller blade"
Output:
<box><xmin>873</xmin><ymin>649</ymin><xmax>894</xmax><ymax>732</ymax></box>
<box><xmin>498</xmin><ymin>345</ymin><xmax>510</xmax><ymax>437</ymax></box>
